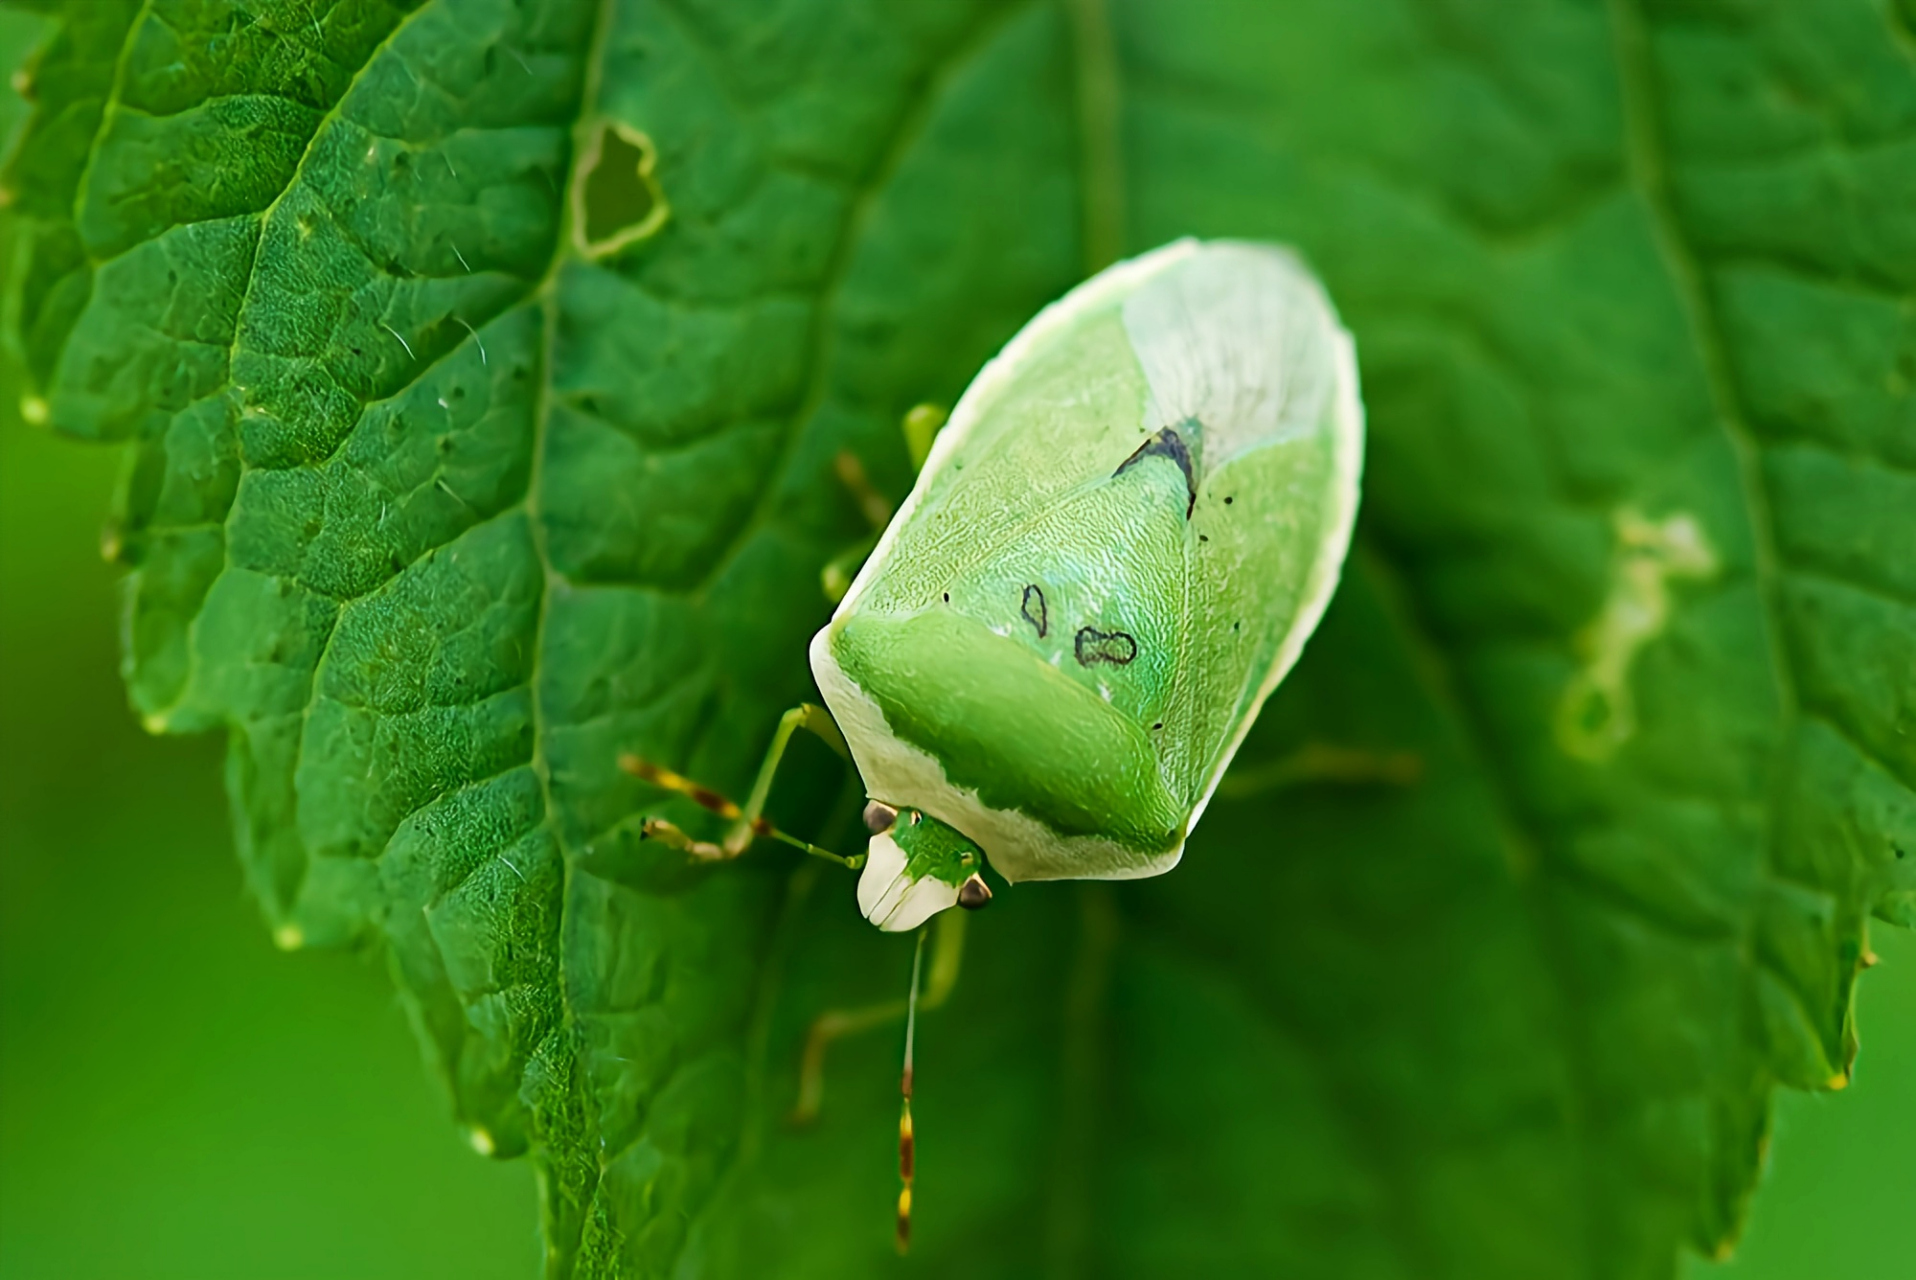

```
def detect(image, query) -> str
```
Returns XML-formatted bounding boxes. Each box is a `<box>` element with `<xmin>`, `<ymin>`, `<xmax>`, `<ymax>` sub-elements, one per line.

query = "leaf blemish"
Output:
<box><xmin>573</xmin><ymin>120</ymin><xmax>670</xmax><ymax>258</ymax></box>
<box><xmin>1555</xmin><ymin>508</ymin><xmax>1718</xmax><ymax>763</ymax></box>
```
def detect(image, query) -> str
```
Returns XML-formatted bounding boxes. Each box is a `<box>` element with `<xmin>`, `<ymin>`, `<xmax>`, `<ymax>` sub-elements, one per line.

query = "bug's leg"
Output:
<box><xmin>822</xmin><ymin>532</ymin><xmax>880</xmax><ymax>604</ymax></box>
<box><xmin>1214</xmin><ymin>742</ymin><xmax>1424</xmax><ymax>800</ymax></box>
<box><xmin>901</xmin><ymin>402</ymin><xmax>946</xmax><ymax>474</ymax></box>
<box><xmin>790</xmin><ymin>909</ymin><xmax>968</xmax><ymax>1125</ymax></box>
<box><xmin>618</xmin><ymin>704</ymin><xmax>860</xmax><ymax>869</ymax></box>
<box><xmin>632</xmin><ymin>815</ymin><xmax>727</xmax><ymax>860</ymax></box>
<box><xmin>817</xmin><ymin>405</ymin><xmax>945</xmax><ymax>602</ymax></box>
<box><xmin>834</xmin><ymin>450</ymin><xmax>893</xmax><ymax>531</ymax></box>
<box><xmin>725</xmin><ymin>703</ymin><xmax>848</xmax><ymax>854</ymax></box>
<box><xmin>818</xmin><ymin>452</ymin><xmax>891</xmax><ymax>602</ymax></box>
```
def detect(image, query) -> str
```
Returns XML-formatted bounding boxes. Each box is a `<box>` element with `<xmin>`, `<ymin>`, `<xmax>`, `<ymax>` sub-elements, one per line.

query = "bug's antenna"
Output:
<box><xmin>897</xmin><ymin>926</ymin><xmax>928</xmax><ymax>1255</ymax></box>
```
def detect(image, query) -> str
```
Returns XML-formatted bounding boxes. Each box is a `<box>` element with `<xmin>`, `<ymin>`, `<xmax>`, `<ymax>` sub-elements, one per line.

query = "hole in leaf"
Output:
<box><xmin>575</xmin><ymin>122</ymin><xmax>668</xmax><ymax>256</ymax></box>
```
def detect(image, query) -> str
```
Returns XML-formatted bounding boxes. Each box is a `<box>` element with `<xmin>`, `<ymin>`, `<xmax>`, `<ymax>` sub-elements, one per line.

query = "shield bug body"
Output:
<box><xmin>625</xmin><ymin>238</ymin><xmax>1363</xmax><ymax>932</ymax></box>
<box><xmin>816</xmin><ymin>238</ymin><xmax>1363</xmax><ymax>929</ymax></box>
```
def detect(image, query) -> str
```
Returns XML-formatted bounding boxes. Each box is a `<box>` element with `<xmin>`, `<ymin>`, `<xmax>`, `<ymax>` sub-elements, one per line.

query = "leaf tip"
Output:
<box><xmin>1826</xmin><ymin>1072</ymin><xmax>1849</xmax><ymax>1091</ymax></box>
<box><xmin>18</xmin><ymin>395</ymin><xmax>47</xmax><ymax>427</ymax></box>
<box><xmin>467</xmin><ymin>1127</ymin><xmax>496</xmax><ymax>1157</ymax></box>
<box><xmin>273</xmin><ymin>923</ymin><xmax>306</xmax><ymax>951</ymax></box>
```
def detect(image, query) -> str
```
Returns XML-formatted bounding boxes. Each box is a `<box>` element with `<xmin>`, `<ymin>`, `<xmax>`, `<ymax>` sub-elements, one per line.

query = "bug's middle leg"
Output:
<box><xmin>820</xmin><ymin>404</ymin><xmax>949</xmax><ymax>603</ymax></box>
<box><xmin>790</xmin><ymin>908</ymin><xmax>968</xmax><ymax>1125</ymax></box>
<box><xmin>1215</xmin><ymin>742</ymin><xmax>1424</xmax><ymax>799</ymax></box>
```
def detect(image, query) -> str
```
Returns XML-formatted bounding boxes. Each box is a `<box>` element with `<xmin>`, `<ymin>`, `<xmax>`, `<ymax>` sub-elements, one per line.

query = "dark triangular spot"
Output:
<box><xmin>1115</xmin><ymin>424</ymin><xmax>1197</xmax><ymax>517</ymax></box>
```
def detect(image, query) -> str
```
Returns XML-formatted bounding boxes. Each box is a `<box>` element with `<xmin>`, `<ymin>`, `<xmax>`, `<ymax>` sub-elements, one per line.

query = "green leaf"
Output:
<box><xmin>4</xmin><ymin>0</ymin><xmax>1910</xmax><ymax>1276</ymax></box>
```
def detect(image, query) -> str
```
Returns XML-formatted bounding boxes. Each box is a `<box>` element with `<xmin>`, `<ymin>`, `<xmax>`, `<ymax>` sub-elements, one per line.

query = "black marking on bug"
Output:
<box><xmin>1021</xmin><ymin>584</ymin><xmax>1048</xmax><ymax>637</ymax></box>
<box><xmin>1075</xmin><ymin>626</ymin><xmax>1138</xmax><ymax>667</ymax></box>
<box><xmin>1115</xmin><ymin>424</ymin><xmax>1197</xmax><ymax>517</ymax></box>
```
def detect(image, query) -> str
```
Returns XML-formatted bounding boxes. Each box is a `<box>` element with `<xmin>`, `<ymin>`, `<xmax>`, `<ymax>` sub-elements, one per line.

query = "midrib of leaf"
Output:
<box><xmin>548</xmin><ymin>1</ymin><xmax>1050</xmax><ymax>1265</ymax></box>
<box><xmin>525</xmin><ymin>0</ymin><xmax>615</xmax><ymax>1266</ymax></box>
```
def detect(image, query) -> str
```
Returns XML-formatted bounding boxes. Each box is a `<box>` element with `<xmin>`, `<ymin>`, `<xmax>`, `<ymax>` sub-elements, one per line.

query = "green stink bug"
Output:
<box><xmin>626</xmin><ymin>238</ymin><xmax>1364</xmax><ymax>931</ymax></box>
<box><xmin>622</xmin><ymin>238</ymin><xmax>1363</xmax><ymax>1247</ymax></box>
<box><xmin>820</xmin><ymin>236</ymin><xmax>1363</xmax><ymax>928</ymax></box>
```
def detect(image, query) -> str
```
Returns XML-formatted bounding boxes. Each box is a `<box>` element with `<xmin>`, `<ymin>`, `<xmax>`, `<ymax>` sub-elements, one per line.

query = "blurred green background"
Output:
<box><xmin>0</xmin><ymin>14</ymin><xmax>535</xmax><ymax>1275</ymax></box>
<box><xmin>0</xmin><ymin>9</ymin><xmax>1906</xmax><ymax>1278</ymax></box>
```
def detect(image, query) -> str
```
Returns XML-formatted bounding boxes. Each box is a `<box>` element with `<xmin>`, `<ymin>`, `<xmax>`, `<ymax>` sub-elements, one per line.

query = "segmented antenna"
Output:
<box><xmin>897</xmin><ymin>927</ymin><xmax>927</xmax><ymax>1254</ymax></box>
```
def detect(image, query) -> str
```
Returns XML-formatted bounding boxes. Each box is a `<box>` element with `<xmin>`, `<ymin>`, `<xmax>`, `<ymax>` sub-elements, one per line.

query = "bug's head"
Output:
<box><xmin>855</xmin><ymin>800</ymin><xmax>993</xmax><ymax>931</ymax></box>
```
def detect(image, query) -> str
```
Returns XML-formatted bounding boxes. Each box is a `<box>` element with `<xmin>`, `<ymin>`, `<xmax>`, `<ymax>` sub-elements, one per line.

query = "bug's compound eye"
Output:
<box><xmin>862</xmin><ymin>801</ymin><xmax>899</xmax><ymax>834</ymax></box>
<box><xmin>908</xmin><ymin>810</ymin><xmax>923</xmax><ymax>826</ymax></box>
<box><xmin>957</xmin><ymin>873</ymin><xmax>992</xmax><ymax>910</ymax></box>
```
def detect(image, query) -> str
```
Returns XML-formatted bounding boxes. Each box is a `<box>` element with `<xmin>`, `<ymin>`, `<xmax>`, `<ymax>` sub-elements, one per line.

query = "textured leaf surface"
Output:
<box><xmin>4</xmin><ymin>0</ymin><xmax>1911</xmax><ymax>1276</ymax></box>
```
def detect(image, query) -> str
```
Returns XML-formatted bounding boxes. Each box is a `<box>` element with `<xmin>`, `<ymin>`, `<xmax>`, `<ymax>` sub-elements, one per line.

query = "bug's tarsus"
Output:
<box><xmin>635</xmin><ymin>815</ymin><xmax>729</xmax><ymax>861</ymax></box>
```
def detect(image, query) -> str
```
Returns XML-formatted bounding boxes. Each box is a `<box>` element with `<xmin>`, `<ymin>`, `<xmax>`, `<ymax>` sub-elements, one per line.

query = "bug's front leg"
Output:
<box><xmin>618</xmin><ymin>703</ymin><xmax>860</xmax><ymax>869</ymax></box>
